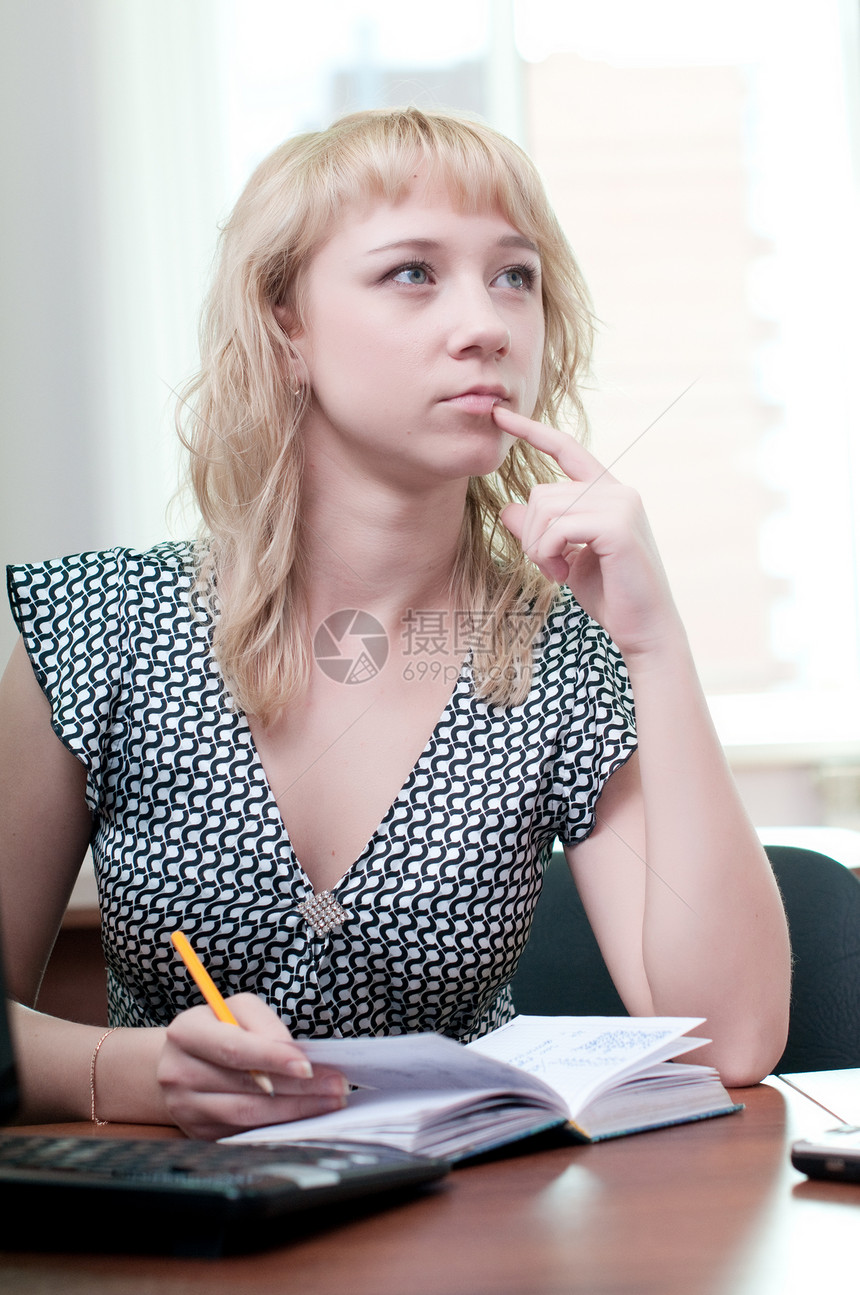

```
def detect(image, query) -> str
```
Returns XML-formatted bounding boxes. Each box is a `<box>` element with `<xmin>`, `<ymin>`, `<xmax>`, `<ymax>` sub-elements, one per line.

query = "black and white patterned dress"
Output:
<box><xmin>7</xmin><ymin>542</ymin><xmax>637</xmax><ymax>1041</ymax></box>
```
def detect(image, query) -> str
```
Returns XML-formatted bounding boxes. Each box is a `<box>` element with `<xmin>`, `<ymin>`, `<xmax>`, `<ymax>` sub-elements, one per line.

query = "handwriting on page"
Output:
<box><xmin>467</xmin><ymin>1016</ymin><xmax>708</xmax><ymax>1109</ymax></box>
<box><xmin>498</xmin><ymin>1029</ymin><xmax>675</xmax><ymax>1075</ymax></box>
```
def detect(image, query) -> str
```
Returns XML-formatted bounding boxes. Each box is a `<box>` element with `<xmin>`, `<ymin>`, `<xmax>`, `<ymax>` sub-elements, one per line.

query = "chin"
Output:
<box><xmin>444</xmin><ymin>422</ymin><xmax>513</xmax><ymax>474</ymax></box>
<box><xmin>461</xmin><ymin>442</ymin><xmax>513</xmax><ymax>480</ymax></box>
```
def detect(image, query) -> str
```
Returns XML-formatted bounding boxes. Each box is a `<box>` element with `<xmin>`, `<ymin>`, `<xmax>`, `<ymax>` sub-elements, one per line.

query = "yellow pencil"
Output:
<box><xmin>170</xmin><ymin>930</ymin><xmax>275</xmax><ymax>1096</ymax></box>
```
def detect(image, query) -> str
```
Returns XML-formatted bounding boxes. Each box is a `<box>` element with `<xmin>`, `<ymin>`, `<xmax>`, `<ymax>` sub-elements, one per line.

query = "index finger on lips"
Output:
<box><xmin>493</xmin><ymin>404</ymin><xmax>606</xmax><ymax>483</ymax></box>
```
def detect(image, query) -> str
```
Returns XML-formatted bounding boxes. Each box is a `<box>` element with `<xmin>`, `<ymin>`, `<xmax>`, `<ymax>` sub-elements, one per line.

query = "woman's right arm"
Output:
<box><xmin>0</xmin><ymin>638</ymin><xmax>347</xmax><ymax>1136</ymax></box>
<box><xmin>0</xmin><ymin>634</ymin><xmax>144</xmax><ymax>1121</ymax></box>
<box><xmin>0</xmin><ymin>635</ymin><xmax>173</xmax><ymax>1124</ymax></box>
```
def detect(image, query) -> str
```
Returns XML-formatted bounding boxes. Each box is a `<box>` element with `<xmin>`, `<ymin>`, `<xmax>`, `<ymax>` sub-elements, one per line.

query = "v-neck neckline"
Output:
<box><xmin>231</xmin><ymin>657</ymin><xmax>472</xmax><ymax>896</ymax></box>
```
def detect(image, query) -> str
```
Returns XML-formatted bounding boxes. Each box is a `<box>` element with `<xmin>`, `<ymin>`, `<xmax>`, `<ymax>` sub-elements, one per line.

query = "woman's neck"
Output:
<box><xmin>299</xmin><ymin>467</ymin><xmax>469</xmax><ymax>628</ymax></box>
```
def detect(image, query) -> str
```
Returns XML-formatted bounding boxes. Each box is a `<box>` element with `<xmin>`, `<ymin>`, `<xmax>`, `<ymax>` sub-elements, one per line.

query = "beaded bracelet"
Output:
<box><xmin>90</xmin><ymin>1027</ymin><xmax>119</xmax><ymax>1125</ymax></box>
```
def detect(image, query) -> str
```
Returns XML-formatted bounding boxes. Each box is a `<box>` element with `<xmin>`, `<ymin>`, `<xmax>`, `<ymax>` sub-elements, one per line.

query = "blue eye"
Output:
<box><xmin>392</xmin><ymin>264</ymin><xmax>431</xmax><ymax>285</ymax></box>
<box><xmin>495</xmin><ymin>265</ymin><xmax>536</xmax><ymax>291</ymax></box>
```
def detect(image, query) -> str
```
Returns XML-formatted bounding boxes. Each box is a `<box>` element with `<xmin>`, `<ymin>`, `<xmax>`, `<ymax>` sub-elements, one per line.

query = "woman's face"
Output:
<box><xmin>286</xmin><ymin>172</ymin><xmax>546</xmax><ymax>489</ymax></box>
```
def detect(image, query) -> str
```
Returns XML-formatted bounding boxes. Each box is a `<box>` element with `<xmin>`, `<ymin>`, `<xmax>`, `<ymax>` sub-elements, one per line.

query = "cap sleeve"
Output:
<box><xmin>542</xmin><ymin>593</ymin><xmax>638</xmax><ymax>845</ymax></box>
<box><xmin>7</xmin><ymin>548</ymin><xmax>135</xmax><ymax>813</ymax></box>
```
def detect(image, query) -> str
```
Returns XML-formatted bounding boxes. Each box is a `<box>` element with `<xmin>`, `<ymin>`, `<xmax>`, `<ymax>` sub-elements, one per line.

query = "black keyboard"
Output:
<box><xmin>0</xmin><ymin>1133</ymin><xmax>450</xmax><ymax>1256</ymax></box>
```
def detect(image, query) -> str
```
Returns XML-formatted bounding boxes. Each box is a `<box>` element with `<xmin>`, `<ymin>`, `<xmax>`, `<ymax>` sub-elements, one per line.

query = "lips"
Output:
<box><xmin>442</xmin><ymin>387</ymin><xmax>509</xmax><ymax>415</ymax></box>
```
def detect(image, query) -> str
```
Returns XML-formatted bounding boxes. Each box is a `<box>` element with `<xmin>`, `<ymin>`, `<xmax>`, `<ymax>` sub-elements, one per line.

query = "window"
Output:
<box><xmin>220</xmin><ymin>1</ymin><xmax>860</xmax><ymax>763</ymax></box>
<box><xmin>6</xmin><ymin>0</ymin><xmax>856</xmax><ymax>829</ymax></box>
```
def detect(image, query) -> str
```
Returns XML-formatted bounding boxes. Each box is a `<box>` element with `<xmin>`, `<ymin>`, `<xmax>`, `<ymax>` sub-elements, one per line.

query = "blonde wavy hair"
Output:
<box><xmin>178</xmin><ymin>107</ymin><xmax>595</xmax><ymax>724</ymax></box>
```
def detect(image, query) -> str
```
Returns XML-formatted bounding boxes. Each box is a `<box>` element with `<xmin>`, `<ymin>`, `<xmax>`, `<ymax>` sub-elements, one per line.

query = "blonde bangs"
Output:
<box><xmin>279</xmin><ymin>111</ymin><xmax>593</xmax><ymax>431</ymax></box>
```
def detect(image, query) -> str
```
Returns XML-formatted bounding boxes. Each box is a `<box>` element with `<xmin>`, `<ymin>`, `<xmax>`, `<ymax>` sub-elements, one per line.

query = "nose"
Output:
<box><xmin>445</xmin><ymin>284</ymin><xmax>511</xmax><ymax>359</ymax></box>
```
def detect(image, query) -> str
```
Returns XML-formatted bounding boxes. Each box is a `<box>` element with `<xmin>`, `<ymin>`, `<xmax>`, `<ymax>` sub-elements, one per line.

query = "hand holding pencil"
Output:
<box><xmin>170</xmin><ymin>931</ymin><xmax>276</xmax><ymax>1095</ymax></box>
<box><xmin>158</xmin><ymin>930</ymin><xmax>348</xmax><ymax>1141</ymax></box>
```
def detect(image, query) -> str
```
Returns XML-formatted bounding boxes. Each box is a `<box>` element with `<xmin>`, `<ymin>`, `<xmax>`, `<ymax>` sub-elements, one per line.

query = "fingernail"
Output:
<box><xmin>285</xmin><ymin>1058</ymin><xmax>314</xmax><ymax>1079</ymax></box>
<box><xmin>321</xmin><ymin>1076</ymin><xmax>349</xmax><ymax>1097</ymax></box>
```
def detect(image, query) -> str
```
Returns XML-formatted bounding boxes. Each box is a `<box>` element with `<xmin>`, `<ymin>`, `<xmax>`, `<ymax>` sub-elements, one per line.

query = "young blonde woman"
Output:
<box><xmin>0</xmin><ymin>108</ymin><xmax>790</xmax><ymax>1141</ymax></box>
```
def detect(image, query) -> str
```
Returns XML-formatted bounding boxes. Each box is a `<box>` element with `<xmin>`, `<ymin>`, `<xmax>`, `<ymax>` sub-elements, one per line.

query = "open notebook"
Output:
<box><xmin>0</xmin><ymin>931</ymin><xmax>449</xmax><ymax>1257</ymax></box>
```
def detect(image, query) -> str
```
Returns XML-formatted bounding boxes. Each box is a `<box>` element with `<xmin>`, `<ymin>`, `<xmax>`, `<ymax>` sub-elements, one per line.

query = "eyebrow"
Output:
<box><xmin>366</xmin><ymin>234</ymin><xmax>540</xmax><ymax>257</ymax></box>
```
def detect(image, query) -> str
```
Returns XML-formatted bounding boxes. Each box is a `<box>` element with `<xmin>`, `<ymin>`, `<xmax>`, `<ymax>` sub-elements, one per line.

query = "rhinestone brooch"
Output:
<box><xmin>297</xmin><ymin>890</ymin><xmax>348</xmax><ymax>937</ymax></box>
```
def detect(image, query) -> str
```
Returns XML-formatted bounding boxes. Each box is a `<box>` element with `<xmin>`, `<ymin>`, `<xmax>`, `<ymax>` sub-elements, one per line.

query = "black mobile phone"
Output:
<box><xmin>791</xmin><ymin>1126</ymin><xmax>860</xmax><ymax>1182</ymax></box>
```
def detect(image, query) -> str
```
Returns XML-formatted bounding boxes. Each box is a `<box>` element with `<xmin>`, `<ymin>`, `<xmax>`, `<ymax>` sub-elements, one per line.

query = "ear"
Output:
<box><xmin>272</xmin><ymin>304</ymin><xmax>310</xmax><ymax>388</ymax></box>
<box><xmin>273</xmin><ymin>302</ymin><xmax>304</xmax><ymax>339</ymax></box>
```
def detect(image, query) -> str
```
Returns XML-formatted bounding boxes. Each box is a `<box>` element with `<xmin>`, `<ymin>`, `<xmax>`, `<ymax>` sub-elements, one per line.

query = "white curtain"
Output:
<box><xmin>0</xmin><ymin>0</ymin><xmax>225</xmax><ymax>664</ymax></box>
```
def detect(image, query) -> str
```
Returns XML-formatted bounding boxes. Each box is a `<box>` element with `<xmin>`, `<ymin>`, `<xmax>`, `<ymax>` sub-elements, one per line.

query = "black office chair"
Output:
<box><xmin>509</xmin><ymin>844</ymin><xmax>860</xmax><ymax>1073</ymax></box>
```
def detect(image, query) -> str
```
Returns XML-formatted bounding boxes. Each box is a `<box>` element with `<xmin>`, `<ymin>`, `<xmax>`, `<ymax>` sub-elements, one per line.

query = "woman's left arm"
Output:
<box><xmin>494</xmin><ymin>404</ymin><xmax>791</xmax><ymax>1086</ymax></box>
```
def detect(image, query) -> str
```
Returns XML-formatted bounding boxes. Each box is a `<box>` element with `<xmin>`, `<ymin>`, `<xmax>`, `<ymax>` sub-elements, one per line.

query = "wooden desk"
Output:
<box><xmin>0</xmin><ymin>1081</ymin><xmax>857</xmax><ymax>1294</ymax></box>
